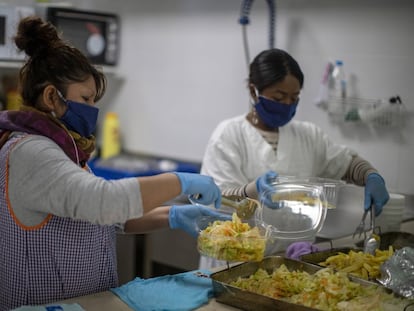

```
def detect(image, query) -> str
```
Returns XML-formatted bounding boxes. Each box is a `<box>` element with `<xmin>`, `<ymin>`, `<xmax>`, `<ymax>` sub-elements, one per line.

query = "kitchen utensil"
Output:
<box><xmin>212</xmin><ymin>256</ymin><xmax>324</xmax><ymax>311</ymax></box>
<box><xmin>374</xmin><ymin>193</ymin><xmax>405</xmax><ymax>233</ymax></box>
<box><xmin>188</xmin><ymin>194</ymin><xmax>259</xmax><ymax>220</ymax></box>
<box><xmin>256</xmin><ymin>183</ymin><xmax>327</xmax><ymax>240</ymax></box>
<box><xmin>273</xmin><ymin>176</ymin><xmax>345</xmax><ymax>209</ymax></box>
<box><xmin>196</xmin><ymin>205</ymin><xmax>268</xmax><ymax>262</ymax></box>
<box><xmin>363</xmin><ymin>205</ymin><xmax>380</xmax><ymax>255</ymax></box>
<box><xmin>355</xmin><ymin>231</ymin><xmax>414</xmax><ymax>250</ymax></box>
<box><xmin>352</xmin><ymin>209</ymin><xmax>369</xmax><ymax>239</ymax></box>
<box><xmin>210</xmin><ymin>256</ymin><xmax>411</xmax><ymax>311</ymax></box>
<box><xmin>299</xmin><ymin>247</ymin><xmax>358</xmax><ymax>267</ymax></box>
<box><xmin>221</xmin><ymin>196</ymin><xmax>259</xmax><ymax>220</ymax></box>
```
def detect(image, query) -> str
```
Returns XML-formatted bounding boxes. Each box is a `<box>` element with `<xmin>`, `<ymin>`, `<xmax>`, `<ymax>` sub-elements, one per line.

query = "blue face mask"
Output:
<box><xmin>255</xmin><ymin>96</ymin><xmax>298</xmax><ymax>129</ymax></box>
<box><xmin>57</xmin><ymin>91</ymin><xmax>99</xmax><ymax>137</ymax></box>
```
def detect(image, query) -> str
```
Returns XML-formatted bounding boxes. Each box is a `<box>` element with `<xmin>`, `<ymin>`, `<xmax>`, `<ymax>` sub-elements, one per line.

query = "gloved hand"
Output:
<box><xmin>256</xmin><ymin>170</ymin><xmax>280</xmax><ymax>209</ymax></box>
<box><xmin>169</xmin><ymin>205</ymin><xmax>231</xmax><ymax>238</ymax></box>
<box><xmin>174</xmin><ymin>172</ymin><xmax>221</xmax><ymax>209</ymax></box>
<box><xmin>364</xmin><ymin>173</ymin><xmax>390</xmax><ymax>216</ymax></box>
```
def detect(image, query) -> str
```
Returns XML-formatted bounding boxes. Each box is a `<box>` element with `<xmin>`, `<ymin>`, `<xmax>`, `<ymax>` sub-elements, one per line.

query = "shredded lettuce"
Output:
<box><xmin>197</xmin><ymin>213</ymin><xmax>266</xmax><ymax>262</ymax></box>
<box><xmin>230</xmin><ymin>265</ymin><xmax>410</xmax><ymax>311</ymax></box>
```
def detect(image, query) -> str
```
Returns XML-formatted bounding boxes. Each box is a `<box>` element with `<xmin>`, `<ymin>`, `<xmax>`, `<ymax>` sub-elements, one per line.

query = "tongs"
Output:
<box><xmin>189</xmin><ymin>194</ymin><xmax>260</xmax><ymax>220</ymax></box>
<box><xmin>363</xmin><ymin>205</ymin><xmax>379</xmax><ymax>255</ymax></box>
<box><xmin>221</xmin><ymin>196</ymin><xmax>260</xmax><ymax>220</ymax></box>
<box><xmin>352</xmin><ymin>209</ymin><xmax>369</xmax><ymax>240</ymax></box>
<box><xmin>352</xmin><ymin>205</ymin><xmax>379</xmax><ymax>254</ymax></box>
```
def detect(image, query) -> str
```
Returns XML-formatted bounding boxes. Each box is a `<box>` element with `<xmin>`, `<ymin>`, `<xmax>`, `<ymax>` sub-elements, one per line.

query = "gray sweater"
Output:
<box><xmin>8</xmin><ymin>133</ymin><xmax>142</xmax><ymax>227</ymax></box>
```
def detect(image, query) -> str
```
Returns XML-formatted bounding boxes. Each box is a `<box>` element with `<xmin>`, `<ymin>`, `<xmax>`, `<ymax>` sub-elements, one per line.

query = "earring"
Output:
<box><xmin>51</xmin><ymin>111</ymin><xmax>57</xmax><ymax>118</ymax></box>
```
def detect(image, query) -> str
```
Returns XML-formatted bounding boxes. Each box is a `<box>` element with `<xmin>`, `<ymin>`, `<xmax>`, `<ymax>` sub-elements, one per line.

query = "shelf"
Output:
<box><xmin>0</xmin><ymin>61</ymin><xmax>118</xmax><ymax>75</ymax></box>
<box><xmin>0</xmin><ymin>61</ymin><xmax>24</xmax><ymax>69</ymax></box>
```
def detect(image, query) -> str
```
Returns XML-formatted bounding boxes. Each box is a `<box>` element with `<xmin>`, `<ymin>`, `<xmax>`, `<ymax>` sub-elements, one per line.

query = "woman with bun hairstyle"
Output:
<box><xmin>0</xmin><ymin>16</ymin><xmax>227</xmax><ymax>310</ymax></box>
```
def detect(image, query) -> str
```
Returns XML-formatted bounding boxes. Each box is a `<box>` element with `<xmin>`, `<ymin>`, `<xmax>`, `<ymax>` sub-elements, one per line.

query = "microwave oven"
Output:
<box><xmin>0</xmin><ymin>5</ymin><xmax>35</xmax><ymax>61</ymax></box>
<box><xmin>32</xmin><ymin>5</ymin><xmax>120</xmax><ymax>66</ymax></box>
<box><xmin>37</xmin><ymin>7</ymin><xmax>120</xmax><ymax>66</ymax></box>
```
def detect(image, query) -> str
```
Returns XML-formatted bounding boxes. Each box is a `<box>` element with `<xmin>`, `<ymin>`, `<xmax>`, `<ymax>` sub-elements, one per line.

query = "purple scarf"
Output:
<box><xmin>0</xmin><ymin>110</ymin><xmax>91</xmax><ymax>165</ymax></box>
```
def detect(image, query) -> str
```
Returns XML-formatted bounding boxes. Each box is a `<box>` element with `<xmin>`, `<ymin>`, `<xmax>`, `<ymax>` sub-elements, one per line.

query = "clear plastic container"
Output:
<box><xmin>272</xmin><ymin>176</ymin><xmax>345</xmax><ymax>209</ymax></box>
<box><xmin>197</xmin><ymin>213</ymin><xmax>268</xmax><ymax>262</ymax></box>
<box><xmin>375</xmin><ymin>193</ymin><xmax>405</xmax><ymax>233</ymax></box>
<box><xmin>255</xmin><ymin>183</ymin><xmax>327</xmax><ymax>240</ymax></box>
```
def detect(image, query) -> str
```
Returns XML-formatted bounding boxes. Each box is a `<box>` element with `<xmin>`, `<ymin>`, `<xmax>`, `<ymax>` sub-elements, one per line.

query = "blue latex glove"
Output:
<box><xmin>174</xmin><ymin>172</ymin><xmax>221</xmax><ymax>209</ymax></box>
<box><xmin>364</xmin><ymin>173</ymin><xmax>390</xmax><ymax>216</ymax></box>
<box><xmin>169</xmin><ymin>205</ymin><xmax>231</xmax><ymax>238</ymax></box>
<box><xmin>256</xmin><ymin>170</ymin><xmax>279</xmax><ymax>209</ymax></box>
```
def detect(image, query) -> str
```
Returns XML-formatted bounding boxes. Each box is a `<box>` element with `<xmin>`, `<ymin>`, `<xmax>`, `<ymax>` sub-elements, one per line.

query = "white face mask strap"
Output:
<box><xmin>56</xmin><ymin>90</ymin><xmax>68</xmax><ymax>105</ymax></box>
<box><xmin>68</xmin><ymin>134</ymin><xmax>80</xmax><ymax>166</ymax></box>
<box><xmin>250</xmin><ymin>86</ymin><xmax>259</xmax><ymax>107</ymax></box>
<box><xmin>52</xmin><ymin>90</ymin><xmax>68</xmax><ymax>117</ymax></box>
<box><xmin>254</xmin><ymin>87</ymin><xmax>259</xmax><ymax>98</ymax></box>
<box><xmin>50</xmin><ymin>92</ymin><xmax>80</xmax><ymax>166</ymax></box>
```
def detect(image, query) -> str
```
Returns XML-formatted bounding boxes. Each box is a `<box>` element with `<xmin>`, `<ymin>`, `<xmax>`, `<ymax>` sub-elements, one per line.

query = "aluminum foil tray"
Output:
<box><xmin>210</xmin><ymin>256</ymin><xmax>375</xmax><ymax>311</ymax></box>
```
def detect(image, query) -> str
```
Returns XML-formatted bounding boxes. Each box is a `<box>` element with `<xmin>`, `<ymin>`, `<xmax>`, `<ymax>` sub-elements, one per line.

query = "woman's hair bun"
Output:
<box><xmin>14</xmin><ymin>16</ymin><xmax>61</xmax><ymax>57</ymax></box>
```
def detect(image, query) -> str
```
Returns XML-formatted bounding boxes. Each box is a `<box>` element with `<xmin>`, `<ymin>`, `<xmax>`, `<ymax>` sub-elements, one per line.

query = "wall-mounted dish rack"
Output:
<box><xmin>319</xmin><ymin>95</ymin><xmax>407</xmax><ymax>128</ymax></box>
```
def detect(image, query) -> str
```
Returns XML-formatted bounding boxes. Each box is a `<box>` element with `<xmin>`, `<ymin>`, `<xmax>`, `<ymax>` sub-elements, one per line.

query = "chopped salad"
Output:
<box><xmin>197</xmin><ymin>213</ymin><xmax>266</xmax><ymax>262</ymax></box>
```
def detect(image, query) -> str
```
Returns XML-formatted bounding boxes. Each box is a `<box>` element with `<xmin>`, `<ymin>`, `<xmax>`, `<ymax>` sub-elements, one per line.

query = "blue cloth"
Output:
<box><xmin>111</xmin><ymin>270</ymin><xmax>213</xmax><ymax>311</ymax></box>
<box><xmin>12</xmin><ymin>304</ymin><xmax>85</xmax><ymax>311</ymax></box>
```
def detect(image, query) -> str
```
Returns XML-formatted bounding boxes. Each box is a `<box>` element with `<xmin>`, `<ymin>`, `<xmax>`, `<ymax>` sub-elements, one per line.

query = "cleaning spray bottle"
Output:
<box><xmin>101</xmin><ymin>112</ymin><xmax>121</xmax><ymax>159</ymax></box>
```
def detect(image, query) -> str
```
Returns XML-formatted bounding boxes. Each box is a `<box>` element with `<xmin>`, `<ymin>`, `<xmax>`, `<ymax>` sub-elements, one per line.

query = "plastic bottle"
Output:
<box><xmin>6</xmin><ymin>90</ymin><xmax>23</xmax><ymax>110</ymax></box>
<box><xmin>328</xmin><ymin>60</ymin><xmax>347</xmax><ymax>117</ymax></box>
<box><xmin>101</xmin><ymin>112</ymin><xmax>121</xmax><ymax>159</ymax></box>
<box><xmin>331</xmin><ymin>60</ymin><xmax>347</xmax><ymax>99</ymax></box>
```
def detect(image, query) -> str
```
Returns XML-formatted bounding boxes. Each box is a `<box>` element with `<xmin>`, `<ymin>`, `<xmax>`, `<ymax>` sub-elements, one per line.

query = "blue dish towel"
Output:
<box><xmin>111</xmin><ymin>270</ymin><xmax>213</xmax><ymax>311</ymax></box>
<box><xmin>12</xmin><ymin>304</ymin><xmax>85</xmax><ymax>311</ymax></box>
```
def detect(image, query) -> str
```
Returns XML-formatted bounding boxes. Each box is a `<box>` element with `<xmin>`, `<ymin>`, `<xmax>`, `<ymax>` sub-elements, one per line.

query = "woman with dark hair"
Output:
<box><xmin>0</xmin><ymin>16</ymin><xmax>228</xmax><ymax>310</ymax></box>
<box><xmin>199</xmin><ymin>48</ymin><xmax>389</xmax><ymax>269</ymax></box>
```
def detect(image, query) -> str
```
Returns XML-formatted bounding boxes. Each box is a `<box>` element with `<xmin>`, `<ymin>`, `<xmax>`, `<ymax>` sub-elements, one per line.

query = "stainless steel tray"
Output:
<box><xmin>355</xmin><ymin>231</ymin><xmax>414</xmax><ymax>250</ymax></box>
<box><xmin>299</xmin><ymin>247</ymin><xmax>357</xmax><ymax>267</ymax></box>
<box><xmin>301</xmin><ymin>232</ymin><xmax>414</xmax><ymax>271</ymax></box>
<box><xmin>210</xmin><ymin>256</ymin><xmax>375</xmax><ymax>311</ymax></box>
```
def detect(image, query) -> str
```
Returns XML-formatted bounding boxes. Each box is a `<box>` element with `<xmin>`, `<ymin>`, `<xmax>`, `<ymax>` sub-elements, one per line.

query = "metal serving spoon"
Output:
<box><xmin>363</xmin><ymin>204</ymin><xmax>380</xmax><ymax>255</ymax></box>
<box><xmin>221</xmin><ymin>196</ymin><xmax>260</xmax><ymax>220</ymax></box>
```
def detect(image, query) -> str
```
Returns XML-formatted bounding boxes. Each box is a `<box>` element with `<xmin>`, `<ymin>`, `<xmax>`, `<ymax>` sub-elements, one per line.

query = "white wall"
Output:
<box><xmin>6</xmin><ymin>0</ymin><xmax>414</xmax><ymax>195</ymax></box>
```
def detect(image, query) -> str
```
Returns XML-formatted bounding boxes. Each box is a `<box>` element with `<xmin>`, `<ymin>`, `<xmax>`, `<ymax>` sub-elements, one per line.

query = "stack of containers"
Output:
<box><xmin>375</xmin><ymin>193</ymin><xmax>406</xmax><ymax>233</ymax></box>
